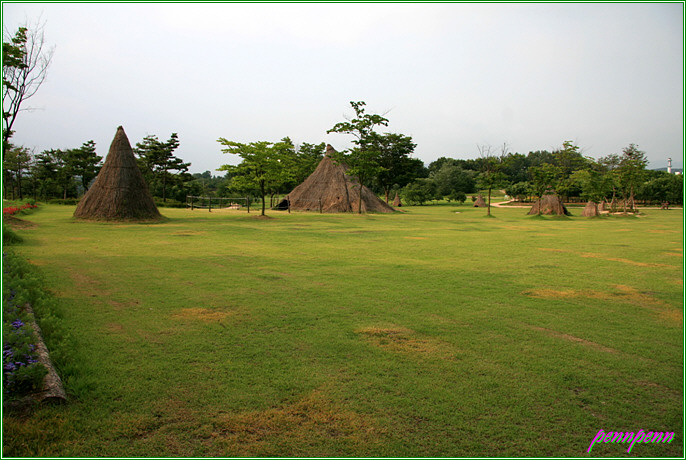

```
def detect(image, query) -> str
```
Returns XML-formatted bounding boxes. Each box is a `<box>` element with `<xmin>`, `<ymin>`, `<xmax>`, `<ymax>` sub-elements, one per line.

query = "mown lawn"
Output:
<box><xmin>2</xmin><ymin>203</ymin><xmax>683</xmax><ymax>457</ymax></box>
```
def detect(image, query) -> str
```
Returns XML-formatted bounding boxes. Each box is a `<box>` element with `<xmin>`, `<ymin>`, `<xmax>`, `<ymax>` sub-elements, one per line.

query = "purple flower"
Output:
<box><xmin>11</xmin><ymin>320</ymin><xmax>24</xmax><ymax>329</ymax></box>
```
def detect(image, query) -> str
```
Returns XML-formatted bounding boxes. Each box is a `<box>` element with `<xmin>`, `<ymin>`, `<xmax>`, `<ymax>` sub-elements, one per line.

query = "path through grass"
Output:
<box><xmin>3</xmin><ymin>204</ymin><xmax>683</xmax><ymax>457</ymax></box>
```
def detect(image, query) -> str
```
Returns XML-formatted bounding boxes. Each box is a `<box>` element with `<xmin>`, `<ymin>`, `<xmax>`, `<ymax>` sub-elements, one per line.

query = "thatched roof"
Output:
<box><xmin>73</xmin><ymin>126</ymin><xmax>161</xmax><ymax>221</ymax></box>
<box><xmin>275</xmin><ymin>145</ymin><xmax>394</xmax><ymax>213</ymax></box>
<box><xmin>392</xmin><ymin>192</ymin><xmax>402</xmax><ymax>207</ymax></box>
<box><xmin>528</xmin><ymin>194</ymin><xmax>571</xmax><ymax>216</ymax></box>
<box><xmin>582</xmin><ymin>200</ymin><xmax>600</xmax><ymax>217</ymax></box>
<box><xmin>474</xmin><ymin>195</ymin><xmax>487</xmax><ymax>207</ymax></box>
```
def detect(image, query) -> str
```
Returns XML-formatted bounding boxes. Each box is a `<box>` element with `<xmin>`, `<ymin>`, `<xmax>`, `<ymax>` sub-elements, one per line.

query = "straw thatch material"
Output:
<box><xmin>74</xmin><ymin>126</ymin><xmax>161</xmax><ymax>221</ymax></box>
<box><xmin>582</xmin><ymin>200</ymin><xmax>600</xmax><ymax>217</ymax></box>
<box><xmin>474</xmin><ymin>195</ymin><xmax>487</xmax><ymax>207</ymax></box>
<box><xmin>528</xmin><ymin>194</ymin><xmax>571</xmax><ymax>215</ymax></box>
<box><xmin>392</xmin><ymin>192</ymin><xmax>402</xmax><ymax>207</ymax></box>
<box><xmin>275</xmin><ymin>145</ymin><xmax>394</xmax><ymax>213</ymax></box>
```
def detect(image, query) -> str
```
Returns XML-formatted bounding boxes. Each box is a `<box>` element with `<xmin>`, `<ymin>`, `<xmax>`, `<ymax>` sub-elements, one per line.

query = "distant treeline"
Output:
<box><xmin>3</xmin><ymin>136</ymin><xmax>681</xmax><ymax>209</ymax></box>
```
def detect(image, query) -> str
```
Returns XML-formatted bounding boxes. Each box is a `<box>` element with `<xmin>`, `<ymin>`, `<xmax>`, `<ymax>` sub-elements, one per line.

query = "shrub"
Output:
<box><xmin>47</xmin><ymin>198</ymin><xmax>80</xmax><ymax>205</ymax></box>
<box><xmin>3</xmin><ymin>226</ymin><xmax>23</xmax><ymax>246</ymax></box>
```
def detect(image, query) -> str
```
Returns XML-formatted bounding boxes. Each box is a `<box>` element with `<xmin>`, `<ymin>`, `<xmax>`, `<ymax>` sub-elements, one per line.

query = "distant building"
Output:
<box><xmin>654</xmin><ymin>160</ymin><xmax>683</xmax><ymax>175</ymax></box>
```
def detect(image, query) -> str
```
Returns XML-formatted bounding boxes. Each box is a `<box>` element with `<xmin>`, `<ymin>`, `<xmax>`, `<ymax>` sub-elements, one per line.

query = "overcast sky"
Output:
<box><xmin>3</xmin><ymin>2</ymin><xmax>683</xmax><ymax>173</ymax></box>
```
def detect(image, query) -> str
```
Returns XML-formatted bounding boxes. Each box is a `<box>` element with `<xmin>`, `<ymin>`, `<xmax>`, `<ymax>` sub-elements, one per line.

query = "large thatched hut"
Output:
<box><xmin>527</xmin><ymin>194</ymin><xmax>571</xmax><ymax>216</ymax></box>
<box><xmin>74</xmin><ymin>126</ymin><xmax>161</xmax><ymax>221</ymax></box>
<box><xmin>275</xmin><ymin>145</ymin><xmax>394</xmax><ymax>213</ymax></box>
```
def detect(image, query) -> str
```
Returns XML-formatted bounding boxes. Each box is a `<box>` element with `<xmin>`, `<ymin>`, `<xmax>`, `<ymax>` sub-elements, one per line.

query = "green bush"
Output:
<box><xmin>154</xmin><ymin>198</ymin><xmax>186</xmax><ymax>208</ymax></box>
<box><xmin>47</xmin><ymin>198</ymin><xmax>80</xmax><ymax>205</ymax></box>
<box><xmin>3</xmin><ymin>225</ymin><xmax>23</xmax><ymax>245</ymax></box>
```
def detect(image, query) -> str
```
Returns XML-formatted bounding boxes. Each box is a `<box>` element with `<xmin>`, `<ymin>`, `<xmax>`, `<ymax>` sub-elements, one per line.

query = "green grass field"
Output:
<box><xmin>3</xmin><ymin>203</ymin><xmax>683</xmax><ymax>457</ymax></box>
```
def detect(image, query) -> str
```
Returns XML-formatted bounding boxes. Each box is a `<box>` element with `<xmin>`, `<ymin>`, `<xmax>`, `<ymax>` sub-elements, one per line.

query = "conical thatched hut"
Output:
<box><xmin>74</xmin><ymin>126</ymin><xmax>161</xmax><ymax>221</ymax></box>
<box><xmin>528</xmin><ymin>194</ymin><xmax>571</xmax><ymax>216</ymax></box>
<box><xmin>474</xmin><ymin>195</ymin><xmax>487</xmax><ymax>207</ymax></box>
<box><xmin>392</xmin><ymin>192</ymin><xmax>402</xmax><ymax>207</ymax></box>
<box><xmin>582</xmin><ymin>200</ymin><xmax>600</xmax><ymax>217</ymax></box>
<box><xmin>275</xmin><ymin>145</ymin><xmax>394</xmax><ymax>213</ymax></box>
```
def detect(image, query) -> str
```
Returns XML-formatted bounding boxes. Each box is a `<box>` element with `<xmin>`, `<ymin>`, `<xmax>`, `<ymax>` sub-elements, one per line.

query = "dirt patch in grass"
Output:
<box><xmin>4</xmin><ymin>215</ymin><xmax>37</xmax><ymax>229</ymax></box>
<box><xmin>108</xmin><ymin>299</ymin><xmax>137</xmax><ymax>310</ymax></box>
<box><xmin>522</xmin><ymin>289</ymin><xmax>579</xmax><ymax>299</ymax></box>
<box><xmin>537</xmin><ymin>248</ymin><xmax>671</xmax><ymax>268</ymax></box>
<box><xmin>522</xmin><ymin>285</ymin><xmax>682</xmax><ymax>324</ymax></box>
<box><xmin>579</xmin><ymin>252</ymin><xmax>668</xmax><ymax>267</ymax></box>
<box><xmin>105</xmin><ymin>323</ymin><xmax>124</xmax><ymax>332</ymax></box>
<box><xmin>403</xmin><ymin>237</ymin><xmax>427</xmax><ymax>240</ymax></box>
<box><xmin>647</xmin><ymin>229</ymin><xmax>678</xmax><ymax>234</ymax></box>
<box><xmin>172</xmin><ymin>307</ymin><xmax>234</xmax><ymax>322</ymax></box>
<box><xmin>214</xmin><ymin>387</ymin><xmax>383</xmax><ymax>456</ymax></box>
<box><xmin>523</xmin><ymin>285</ymin><xmax>666</xmax><ymax>305</ymax></box>
<box><xmin>501</xmin><ymin>225</ymin><xmax>532</xmax><ymax>231</ymax></box>
<box><xmin>526</xmin><ymin>325</ymin><xmax>619</xmax><ymax>354</ymax></box>
<box><xmin>356</xmin><ymin>326</ymin><xmax>457</xmax><ymax>360</ymax></box>
<box><xmin>663</xmin><ymin>252</ymin><xmax>683</xmax><ymax>257</ymax></box>
<box><xmin>65</xmin><ymin>268</ymin><xmax>112</xmax><ymax>299</ymax></box>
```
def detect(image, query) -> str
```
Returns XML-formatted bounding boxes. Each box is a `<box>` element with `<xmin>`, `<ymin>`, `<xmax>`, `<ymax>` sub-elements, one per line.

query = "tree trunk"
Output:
<box><xmin>357</xmin><ymin>177</ymin><xmax>364</xmax><ymax>214</ymax></box>
<box><xmin>487</xmin><ymin>187</ymin><xmax>492</xmax><ymax>216</ymax></box>
<box><xmin>162</xmin><ymin>173</ymin><xmax>167</xmax><ymax>202</ymax></box>
<box><xmin>384</xmin><ymin>187</ymin><xmax>389</xmax><ymax>203</ymax></box>
<box><xmin>260</xmin><ymin>181</ymin><xmax>266</xmax><ymax>216</ymax></box>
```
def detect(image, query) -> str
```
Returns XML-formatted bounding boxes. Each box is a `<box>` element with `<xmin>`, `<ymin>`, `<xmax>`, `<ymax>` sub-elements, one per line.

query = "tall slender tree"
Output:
<box><xmin>476</xmin><ymin>144</ymin><xmax>508</xmax><ymax>216</ymax></box>
<box><xmin>616</xmin><ymin>144</ymin><xmax>647</xmax><ymax>212</ymax></box>
<box><xmin>327</xmin><ymin>101</ymin><xmax>389</xmax><ymax>213</ymax></box>
<box><xmin>2</xmin><ymin>20</ymin><xmax>55</xmax><ymax>145</ymax></box>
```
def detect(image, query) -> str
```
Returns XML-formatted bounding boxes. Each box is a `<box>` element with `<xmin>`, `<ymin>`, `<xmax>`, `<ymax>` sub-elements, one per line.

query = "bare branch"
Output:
<box><xmin>3</xmin><ymin>18</ymin><xmax>55</xmax><ymax>142</ymax></box>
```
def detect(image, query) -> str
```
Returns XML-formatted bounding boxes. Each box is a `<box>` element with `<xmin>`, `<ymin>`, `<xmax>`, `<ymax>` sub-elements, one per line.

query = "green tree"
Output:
<box><xmin>293</xmin><ymin>142</ymin><xmax>325</xmax><ymax>184</ymax></box>
<box><xmin>3</xmin><ymin>145</ymin><xmax>32</xmax><ymax>199</ymax></box>
<box><xmin>616</xmin><ymin>144</ymin><xmax>647</xmax><ymax>212</ymax></box>
<box><xmin>217</xmin><ymin>138</ymin><xmax>295</xmax><ymax>216</ymax></box>
<box><xmin>401</xmin><ymin>178</ymin><xmax>437</xmax><ymax>205</ymax></box>
<box><xmin>552</xmin><ymin>141</ymin><xmax>589</xmax><ymax>200</ymax></box>
<box><xmin>505</xmin><ymin>181</ymin><xmax>533</xmax><ymax>201</ymax></box>
<box><xmin>134</xmin><ymin>133</ymin><xmax>189</xmax><ymax>202</ymax></box>
<box><xmin>67</xmin><ymin>140</ymin><xmax>102</xmax><ymax>193</ymax></box>
<box><xmin>432</xmin><ymin>163</ymin><xmax>476</xmax><ymax>200</ymax></box>
<box><xmin>327</xmin><ymin>101</ymin><xmax>389</xmax><ymax>213</ymax></box>
<box><xmin>475</xmin><ymin>145</ymin><xmax>508</xmax><ymax>216</ymax></box>
<box><xmin>368</xmin><ymin>132</ymin><xmax>418</xmax><ymax>203</ymax></box>
<box><xmin>597</xmin><ymin>154</ymin><xmax>622</xmax><ymax>211</ymax></box>
<box><xmin>638</xmin><ymin>172</ymin><xmax>682</xmax><ymax>205</ymax></box>
<box><xmin>529</xmin><ymin>163</ymin><xmax>561</xmax><ymax>215</ymax></box>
